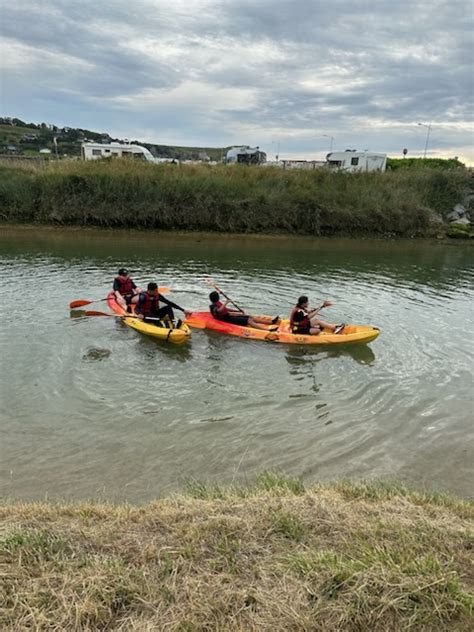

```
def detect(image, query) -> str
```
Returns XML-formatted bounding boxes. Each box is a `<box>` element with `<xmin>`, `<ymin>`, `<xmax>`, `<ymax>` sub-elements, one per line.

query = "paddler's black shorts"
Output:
<box><xmin>292</xmin><ymin>325</ymin><xmax>311</xmax><ymax>335</ymax></box>
<box><xmin>218</xmin><ymin>314</ymin><xmax>250</xmax><ymax>326</ymax></box>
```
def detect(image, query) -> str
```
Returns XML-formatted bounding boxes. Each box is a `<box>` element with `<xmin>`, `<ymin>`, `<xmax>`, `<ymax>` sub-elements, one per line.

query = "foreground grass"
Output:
<box><xmin>1</xmin><ymin>475</ymin><xmax>472</xmax><ymax>630</ymax></box>
<box><xmin>0</xmin><ymin>159</ymin><xmax>470</xmax><ymax>236</ymax></box>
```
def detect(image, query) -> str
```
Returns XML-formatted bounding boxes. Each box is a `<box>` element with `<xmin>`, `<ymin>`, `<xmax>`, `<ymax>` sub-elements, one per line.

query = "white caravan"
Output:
<box><xmin>225</xmin><ymin>146</ymin><xmax>267</xmax><ymax>165</ymax></box>
<box><xmin>326</xmin><ymin>150</ymin><xmax>387</xmax><ymax>172</ymax></box>
<box><xmin>81</xmin><ymin>142</ymin><xmax>156</xmax><ymax>162</ymax></box>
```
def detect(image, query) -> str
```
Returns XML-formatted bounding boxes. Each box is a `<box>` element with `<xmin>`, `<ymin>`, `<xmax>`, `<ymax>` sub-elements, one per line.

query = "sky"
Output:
<box><xmin>1</xmin><ymin>0</ymin><xmax>473</xmax><ymax>162</ymax></box>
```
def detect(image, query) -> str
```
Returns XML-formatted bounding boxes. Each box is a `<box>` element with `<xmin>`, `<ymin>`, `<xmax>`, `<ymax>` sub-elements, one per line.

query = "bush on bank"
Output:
<box><xmin>1</xmin><ymin>476</ymin><xmax>472</xmax><ymax>631</ymax></box>
<box><xmin>0</xmin><ymin>160</ymin><xmax>470</xmax><ymax>236</ymax></box>
<box><xmin>387</xmin><ymin>157</ymin><xmax>466</xmax><ymax>171</ymax></box>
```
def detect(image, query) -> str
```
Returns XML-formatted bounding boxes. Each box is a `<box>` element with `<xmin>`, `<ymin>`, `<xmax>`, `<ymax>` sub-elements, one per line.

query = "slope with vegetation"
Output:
<box><xmin>0</xmin><ymin>117</ymin><xmax>229</xmax><ymax>161</ymax></box>
<box><xmin>1</xmin><ymin>475</ymin><xmax>472</xmax><ymax>630</ymax></box>
<box><xmin>0</xmin><ymin>158</ymin><xmax>470</xmax><ymax>237</ymax></box>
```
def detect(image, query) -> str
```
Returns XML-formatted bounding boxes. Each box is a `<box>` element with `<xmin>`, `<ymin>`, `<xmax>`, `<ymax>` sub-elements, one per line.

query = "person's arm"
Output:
<box><xmin>113</xmin><ymin>279</ymin><xmax>122</xmax><ymax>298</ymax></box>
<box><xmin>159</xmin><ymin>293</ymin><xmax>192</xmax><ymax>316</ymax></box>
<box><xmin>135</xmin><ymin>294</ymin><xmax>145</xmax><ymax>315</ymax></box>
<box><xmin>159</xmin><ymin>293</ymin><xmax>184</xmax><ymax>311</ymax></box>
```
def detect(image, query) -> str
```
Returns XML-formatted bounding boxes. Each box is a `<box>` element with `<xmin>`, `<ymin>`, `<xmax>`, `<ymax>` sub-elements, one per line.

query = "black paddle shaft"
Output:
<box><xmin>214</xmin><ymin>284</ymin><xmax>245</xmax><ymax>313</ymax></box>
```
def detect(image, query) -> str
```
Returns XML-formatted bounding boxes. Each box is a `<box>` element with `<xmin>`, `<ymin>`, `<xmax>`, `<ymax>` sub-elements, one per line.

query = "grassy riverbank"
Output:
<box><xmin>1</xmin><ymin>475</ymin><xmax>472</xmax><ymax>630</ymax></box>
<box><xmin>0</xmin><ymin>160</ymin><xmax>470</xmax><ymax>236</ymax></box>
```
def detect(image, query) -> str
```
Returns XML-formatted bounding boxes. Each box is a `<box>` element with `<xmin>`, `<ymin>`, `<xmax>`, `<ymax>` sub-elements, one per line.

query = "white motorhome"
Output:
<box><xmin>81</xmin><ymin>142</ymin><xmax>156</xmax><ymax>162</ymax></box>
<box><xmin>225</xmin><ymin>146</ymin><xmax>267</xmax><ymax>165</ymax></box>
<box><xmin>326</xmin><ymin>150</ymin><xmax>387</xmax><ymax>173</ymax></box>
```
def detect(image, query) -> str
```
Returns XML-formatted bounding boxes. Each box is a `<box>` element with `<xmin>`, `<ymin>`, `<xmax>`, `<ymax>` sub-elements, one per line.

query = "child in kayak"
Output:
<box><xmin>209</xmin><ymin>291</ymin><xmax>280</xmax><ymax>331</ymax></box>
<box><xmin>290</xmin><ymin>296</ymin><xmax>345</xmax><ymax>335</ymax></box>
<box><xmin>113</xmin><ymin>268</ymin><xmax>141</xmax><ymax>312</ymax></box>
<box><xmin>136</xmin><ymin>283</ymin><xmax>192</xmax><ymax>325</ymax></box>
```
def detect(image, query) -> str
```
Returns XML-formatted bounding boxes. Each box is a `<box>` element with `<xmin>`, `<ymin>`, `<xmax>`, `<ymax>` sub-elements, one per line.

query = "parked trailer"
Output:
<box><xmin>81</xmin><ymin>142</ymin><xmax>156</xmax><ymax>162</ymax></box>
<box><xmin>326</xmin><ymin>150</ymin><xmax>387</xmax><ymax>172</ymax></box>
<box><xmin>225</xmin><ymin>146</ymin><xmax>267</xmax><ymax>165</ymax></box>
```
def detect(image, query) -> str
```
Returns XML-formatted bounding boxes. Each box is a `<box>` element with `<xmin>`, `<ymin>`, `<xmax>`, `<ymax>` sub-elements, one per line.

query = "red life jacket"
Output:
<box><xmin>290</xmin><ymin>306</ymin><xmax>310</xmax><ymax>330</ymax></box>
<box><xmin>115</xmin><ymin>276</ymin><xmax>135</xmax><ymax>296</ymax></box>
<box><xmin>210</xmin><ymin>299</ymin><xmax>229</xmax><ymax>319</ymax></box>
<box><xmin>139</xmin><ymin>291</ymin><xmax>159</xmax><ymax>316</ymax></box>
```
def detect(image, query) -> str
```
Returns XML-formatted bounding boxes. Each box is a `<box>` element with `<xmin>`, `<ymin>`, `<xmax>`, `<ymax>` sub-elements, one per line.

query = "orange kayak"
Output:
<box><xmin>184</xmin><ymin>311</ymin><xmax>379</xmax><ymax>345</ymax></box>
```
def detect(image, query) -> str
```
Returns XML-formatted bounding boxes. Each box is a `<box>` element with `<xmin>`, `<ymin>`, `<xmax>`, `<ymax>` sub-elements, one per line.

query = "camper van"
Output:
<box><xmin>326</xmin><ymin>150</ymin><xmax>387</xmax><ymax>173</ymax></box>
<box><xmin>81</xmin><ymin>142</ymin><xmax>156</xmax><ymax>162</ymax></box>
<box><xmin>225</xmin><ymin>146</ymin><xmax>267</xmax><ymax>165</ymax></box>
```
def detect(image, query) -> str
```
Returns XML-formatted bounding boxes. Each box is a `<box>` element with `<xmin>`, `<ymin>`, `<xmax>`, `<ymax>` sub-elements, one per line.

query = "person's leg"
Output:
<box><xmin>310</xmin><ymin>318</ymin><xmax>345</xmax><ymax>334</ymax></box>
<box><xmin>251</xmin><ymin>315</ymin><xmax>281</xmax><ymax>325</ymax></box>
<box><xmin>155</xmin><ymin>305</ymin><xmax>174</xmax><ymax>321</ymax></box>
<box><xmin>116</xmin><ymin>294</ymin><xmax>127</xmax><ymax>311</ymax></box>
<box><xmin>248</xmin><ymin>318</ymin><xmax>276</xmax><ymax>331</ymax></box>
<box><xmin>310</xmin><ymin>317</ymin><xmax>336</xmax><ymax>332</ymax></box>
<box><xmin>144</xmin><ymin>305</ymin><xmax>175</xmax><ymax>326</ymax></box>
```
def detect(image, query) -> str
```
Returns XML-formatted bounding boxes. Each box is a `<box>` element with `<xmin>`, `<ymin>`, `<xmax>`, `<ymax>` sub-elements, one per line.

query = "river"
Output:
<box><xmin>1</xmin><ymin>227</ymin><xmax>473</xmax><ymax>502</ymax></box>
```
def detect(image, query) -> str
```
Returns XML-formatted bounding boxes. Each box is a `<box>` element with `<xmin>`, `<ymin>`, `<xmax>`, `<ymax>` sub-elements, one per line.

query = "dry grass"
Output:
<box><xmin>1</xmin><ymin>476</ymin><xmax>472</xmax><ymax>631</ymax></box>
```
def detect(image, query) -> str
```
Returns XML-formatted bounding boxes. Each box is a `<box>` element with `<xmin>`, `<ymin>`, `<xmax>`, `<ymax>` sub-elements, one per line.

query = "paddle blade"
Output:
<box><xmin>69</xmin><ymin>299</ymin><xmax>93</xmax><ymax>309</ymax></box>
<box><xmin>184</xmin><ymin>316</ymin><xmax>207</xmax><ymax>329</ymax></box>
<box><xmin>158</xmin><ymin>286</ymin><xmax>171</xmax><ymax>294</ymax></box>
<box><xmin>205</xmin><ymin>278</ymin><xmax>217</xmax><ymax>289</ymax></box>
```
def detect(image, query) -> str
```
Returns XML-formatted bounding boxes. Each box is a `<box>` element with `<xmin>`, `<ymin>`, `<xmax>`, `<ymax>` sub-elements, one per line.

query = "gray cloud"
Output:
<box><xmin>1</xmin><ymin>0</ymin><xmax>472</xmax><ymax>160</ymax></box>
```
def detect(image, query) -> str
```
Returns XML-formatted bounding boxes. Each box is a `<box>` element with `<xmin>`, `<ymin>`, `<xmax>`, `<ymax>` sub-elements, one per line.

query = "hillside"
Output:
<box><xmin>0</xmin><ymin>117</ymin><xmax>230</xmax><ymax>161</ymax></box>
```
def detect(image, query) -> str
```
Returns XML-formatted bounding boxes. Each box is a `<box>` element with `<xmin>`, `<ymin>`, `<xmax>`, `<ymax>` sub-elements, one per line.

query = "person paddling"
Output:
<box><xmin>290</xmin><ymin>296</ymin><xmax>345</xmax><ymax>335</ymax></box>
<box><xmin>209</xmin><ymin>291</ymin><xmax>280</xmax><ymax>331</ymax></box>
<box><xmin>113</xmin><ymin>268</ymin><xmax>141</xmax><ymax>312</ymax></box>
<box><xmin>136</xmin><ymin>282</ymin><xmax>192</xmax><ymax>326</ymax></box>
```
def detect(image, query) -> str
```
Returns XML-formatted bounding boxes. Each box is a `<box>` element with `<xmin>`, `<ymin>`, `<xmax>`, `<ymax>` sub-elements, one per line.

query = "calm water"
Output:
<box><xmin>1</xmin><ymin>227</ymin><xmax>473</xmax><ymax>502</ymax></box>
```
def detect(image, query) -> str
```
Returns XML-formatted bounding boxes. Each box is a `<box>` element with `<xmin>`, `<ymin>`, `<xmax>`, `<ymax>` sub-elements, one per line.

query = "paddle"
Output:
<box><xmin>309</xmin><ymin>300</ymin><xmax>333</xmax><ymax>316</ymax></box>
<box><xmin>69</xmin><ymin>287</ymin><xmax>171</xmax><ymax>309</ymax></box>
<box><xmin>183</xmin><ymin>314</ymin><xmax>207</xmax><ymax>329</ymax></box>
<box><xmin>205</xmin><ymin>278</ymin><xmax>245</xmax><ymax>313</ymax></box>
<box><xmin>83</xmin><ymin>310</ymin><xmax>167</xmax><ymax>322</ymax></box>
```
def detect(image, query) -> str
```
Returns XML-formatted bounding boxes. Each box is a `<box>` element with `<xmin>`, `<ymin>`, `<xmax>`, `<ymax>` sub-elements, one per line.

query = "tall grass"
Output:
<box><xmin>0</xmin><ymin>160</ymin><xmax>470</xmax><ymax>235</ymax></box>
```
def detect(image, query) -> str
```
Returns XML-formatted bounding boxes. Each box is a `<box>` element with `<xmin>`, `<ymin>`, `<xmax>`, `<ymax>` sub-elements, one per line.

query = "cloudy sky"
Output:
<box><xmin>1</xmin><ymin>0</ymin><xmax>473</xmax><ymax>162</ymax></box>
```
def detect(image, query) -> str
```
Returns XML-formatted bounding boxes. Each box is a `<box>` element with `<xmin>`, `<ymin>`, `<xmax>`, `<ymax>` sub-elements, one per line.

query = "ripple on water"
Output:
<box><xmin>0</xmin><ymin>233</ymin><xmax>473</xmax><ymax>501</ymax></box>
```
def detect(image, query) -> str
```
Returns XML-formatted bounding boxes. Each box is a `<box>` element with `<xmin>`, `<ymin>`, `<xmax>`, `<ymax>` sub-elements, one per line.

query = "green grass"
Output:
<box><xmin>0</xmin><ymin>123</ymin><xmax>41</xmax><ymax>140</ymax></box>
<box><xmin>0</xmin><ymin>159</ymin><xmax>470</xmax><ymax>236</ymax></box>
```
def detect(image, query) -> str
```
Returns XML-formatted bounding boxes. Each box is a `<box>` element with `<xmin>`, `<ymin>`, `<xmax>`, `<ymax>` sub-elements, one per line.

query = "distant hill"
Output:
<box><xmin>0</xmin><ymin>117</ymin><xmax>231</xmax><ymax>161</ymax></box>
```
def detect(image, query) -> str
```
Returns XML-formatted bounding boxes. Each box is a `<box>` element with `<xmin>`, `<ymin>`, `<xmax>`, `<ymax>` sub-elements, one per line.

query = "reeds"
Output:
<box><xmin>0</xmin><ymin>160</ymin><xmax>470</xmax><ymax>236</ymax></box>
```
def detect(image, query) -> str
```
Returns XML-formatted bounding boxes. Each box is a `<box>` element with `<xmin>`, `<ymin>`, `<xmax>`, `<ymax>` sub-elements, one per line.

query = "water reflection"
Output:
<box><xmin>134</xmin><ymin>334</ymin><xmax>193</xmax><ymax>363</ymax></box>
<box><xmin>1</xmin><ymin>228</ymin><xmax>473</xmax><ymax>292</ymax></box>
<box><xmin>285</xmin><ymin>343</ymin><xmax>376</xmax><ymax>367</ymax></box>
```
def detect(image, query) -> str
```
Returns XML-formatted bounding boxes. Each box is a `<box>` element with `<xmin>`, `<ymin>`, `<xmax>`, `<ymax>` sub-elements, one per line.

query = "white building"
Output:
<box><xmin>81</xmin><ymin>142</ymin><xmax>156</xmax><ymax>162</ymax></box>
<box><xmin>326</xmin><ymin>150</ymin><xmax>387</xmax><ymax>172</ymax></box>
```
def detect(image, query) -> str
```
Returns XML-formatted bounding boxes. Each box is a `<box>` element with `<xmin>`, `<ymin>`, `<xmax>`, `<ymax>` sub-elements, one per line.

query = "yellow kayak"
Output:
<box><xmin>185</xmin><ymin>312</ymin><xmax>379</xmax><ymax>345</ymax></box>
<box><xmin>107</xmin><ymin>292</ymin><xmax>191</xmax><ymax>345</ymax></box>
